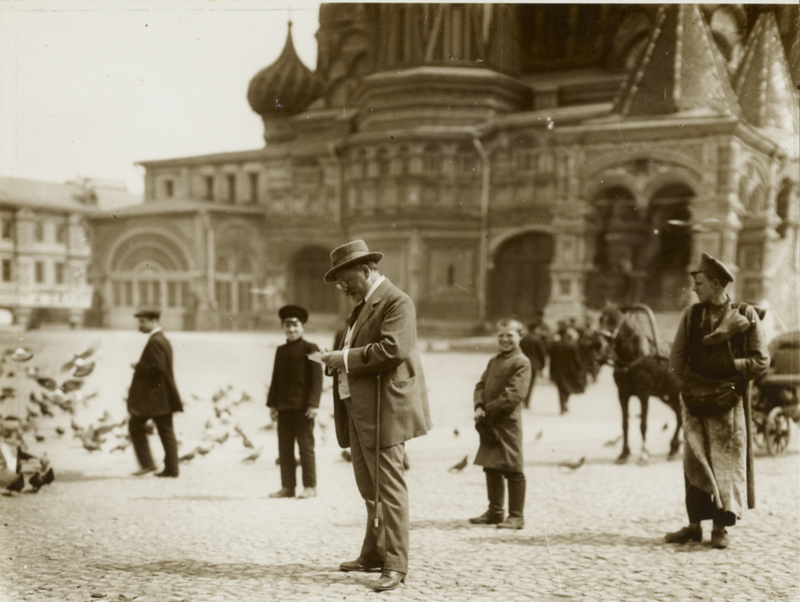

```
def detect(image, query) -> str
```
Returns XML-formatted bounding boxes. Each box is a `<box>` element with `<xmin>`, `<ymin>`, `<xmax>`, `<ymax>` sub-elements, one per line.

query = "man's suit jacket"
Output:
<box><xmin>128</xmin><ymin>330</ymin><xmax>183</xmax><ymax>417</ymax></box>
<box><xmin>333</xmin><ymin>278</ymin><xmax>432</xmax><ymax>449</ymax></box>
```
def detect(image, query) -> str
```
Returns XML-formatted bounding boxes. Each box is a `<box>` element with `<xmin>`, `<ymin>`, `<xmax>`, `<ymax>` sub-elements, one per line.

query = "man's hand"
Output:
<box><xmin>305</xmin><ymin>407</ymin><xmax>318</xmax><ymax>420</ymax></box>
<box><xmin>474</xmin><ymin>407</ymin><xmax>486</xmax><ymax>421</ymax></box>
<box><xmin>269</xmin><ymin>408</ymin><xmax>278</xmax><ymax>422</ymax></box>
<box><xmin>322</xmin><ymin>350</ymin><xmax>346</xmax><ymax>372</ymax></box>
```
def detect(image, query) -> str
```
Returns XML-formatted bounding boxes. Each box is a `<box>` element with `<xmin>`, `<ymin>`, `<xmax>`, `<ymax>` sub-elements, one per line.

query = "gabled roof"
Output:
<box><xmin>613</xmin><ymin>4</ymin><xmax>742</xmax><ymax>119</ymax></box>
<box><xmin>733</xmin><ymin>11</ymin><xmax>799</xmax><ymax>134</ymax></box>
<box><xmin>0</xmin><ymin>176</ymin><xmax>141</xmax><ymax>213</ymax></box>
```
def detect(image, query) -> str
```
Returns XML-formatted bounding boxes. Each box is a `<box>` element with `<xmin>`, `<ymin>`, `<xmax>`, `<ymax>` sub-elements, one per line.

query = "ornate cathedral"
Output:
<box><xmin>90</xmin><ymin>4</ymin><xmax>799</xmax><ymax>332</ymax></box>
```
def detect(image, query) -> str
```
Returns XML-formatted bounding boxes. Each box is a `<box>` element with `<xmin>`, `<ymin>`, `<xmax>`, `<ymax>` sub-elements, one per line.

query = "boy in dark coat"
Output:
<box><xmin>548</xmin><ymin>327</ymin><xmax>587</xmax><ymax>415</ymax></box>
<box><xmin>267</xmin><ymin>305</ymin><xmax>323</xmax><ymax>499</ymax></box>
<box><xmin>470</xmin><ymin>318</ymin><xmax>532</xmax><ymax>530</ymax></box>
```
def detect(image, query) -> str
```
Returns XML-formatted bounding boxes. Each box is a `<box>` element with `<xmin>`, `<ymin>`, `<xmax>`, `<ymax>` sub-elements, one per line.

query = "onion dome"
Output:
<box><xmin>733</xmin><ymin>11</ymin><xmax>799</xmax><ymax>133</ymax></box>
<box><xmin>612</xmin><ymin>4</ymin><xmax>741</xmax><ymax>118</ymax></box>
<box><xmin>247</xmin><ymin>22</ymin><xmax>323</xmax><ymax>118</ymax></box>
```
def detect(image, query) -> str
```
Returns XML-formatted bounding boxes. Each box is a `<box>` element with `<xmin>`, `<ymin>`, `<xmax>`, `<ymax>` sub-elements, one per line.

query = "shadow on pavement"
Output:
<box><xmin>411</xmin><ymin>518</ymin><xmax>473</xmax><ymax>531</ymax></box>
<box><xmin>92</xmin><ymin>560</ymin><xmax>337</xmax><ymax>579</ymax></box>
<box><xmin>482</xmin><ymin>532</ymin><xmax>665</xmax><ymax>548</ymax></box>
<box><xmin>57</xmin><ymin>471</ymin><xmax>129</xmax><ymax>483</ymax></box>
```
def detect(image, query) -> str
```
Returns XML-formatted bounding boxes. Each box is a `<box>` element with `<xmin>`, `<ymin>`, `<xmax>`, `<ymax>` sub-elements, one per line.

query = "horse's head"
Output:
<box><xmin>596</xmin><ymin>303</ymin><xmax>645</xmax><ymax>367</ymax></box>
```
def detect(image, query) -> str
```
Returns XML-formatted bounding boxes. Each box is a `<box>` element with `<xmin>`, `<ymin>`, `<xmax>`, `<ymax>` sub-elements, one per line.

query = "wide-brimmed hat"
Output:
<box><xmin>690</xmin><ymin>252</ymin><xmax>734</xmax><ymax>285</ymax></box>
<box><xmin>134</xmin><ymin>307</ymin><xmax>161</xmax><ymax>319</ymax></box>
<box><xmin>278</xmin><ymin>305</ymin><xmax>308</xmax><ymax>324</ymax></box>
<box><xmin>324</xmin><ymin>240</ymin><xmax>384</xmax><ymax>283</ymax></box>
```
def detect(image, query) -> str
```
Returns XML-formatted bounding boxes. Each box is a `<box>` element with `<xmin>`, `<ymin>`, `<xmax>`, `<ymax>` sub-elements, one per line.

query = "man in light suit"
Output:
<box><xmin>321</xmin><ymin>240</ymin><xmax>432</xmax><ymax>593</ymax></box>
<box><xmin>127</xmin><ymin>308</ymin><xmax>183</xmax><ymax>478</ymax></box>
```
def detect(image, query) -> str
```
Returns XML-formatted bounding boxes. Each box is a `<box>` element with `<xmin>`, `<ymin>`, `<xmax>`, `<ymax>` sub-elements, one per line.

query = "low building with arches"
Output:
<box><xmin>92</xmin><ymin>4</ymin><xmax>799</xmax><ymax>331</ymax></box>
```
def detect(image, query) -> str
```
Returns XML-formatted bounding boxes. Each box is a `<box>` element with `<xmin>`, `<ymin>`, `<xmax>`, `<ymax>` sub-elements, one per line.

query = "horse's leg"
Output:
<box><xmin>617</xmin><ymin>390</ymin><xmax>631</xmax><ymax>463</ymax></box>
<box><xmin>639</xmin><ymin>395</ymin><xmax>650</xmax><ymax>463</ymax></box>
<box><xmin>668</xmin><ymin>400</ymin><xmax>682</xmax><ymax>460</ymax></box>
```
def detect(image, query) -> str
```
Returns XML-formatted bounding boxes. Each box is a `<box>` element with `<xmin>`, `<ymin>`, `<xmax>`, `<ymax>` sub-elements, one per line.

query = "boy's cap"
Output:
<box><xmin>134</xmin><ymin>307</ymin><xmax>161</xmax><ymax>319</ymax></box>
<box><xmin>279</xmin><ymin>305</ymin><xmax>308</xmax><ymax>324</ymax></box>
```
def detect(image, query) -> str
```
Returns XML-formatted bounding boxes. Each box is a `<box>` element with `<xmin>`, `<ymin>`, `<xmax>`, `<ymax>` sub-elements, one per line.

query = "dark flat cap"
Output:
<box><xmin>279</xmin><ymin>305</ymin><xmax>308</xmax><ymax>324</ymax></box>
<box><xmin>134</xmin><ymin>307</ymin><xmax>161</xmax><ymax>319</ymax></box>
<box><xmin>690</xmin><ymin>252</ymin><xmax>734</xmax><ymax>285</ymax></box>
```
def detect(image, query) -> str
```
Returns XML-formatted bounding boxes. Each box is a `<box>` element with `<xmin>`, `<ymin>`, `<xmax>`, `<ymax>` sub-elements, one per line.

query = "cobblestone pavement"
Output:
<box><xmin>1</xmin><ymin>330</ymin><xmax>798</xmax><ymax>602</ymax></box>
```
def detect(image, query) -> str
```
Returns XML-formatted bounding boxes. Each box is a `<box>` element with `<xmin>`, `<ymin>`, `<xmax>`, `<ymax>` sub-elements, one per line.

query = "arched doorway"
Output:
<box><xmin>489</xmin><ymin>232</ymin><xmax>553</xmax><ymax>320</ymax></box>
<box><xmin>289</xmin><ymin>247</ymin><xmax>339</xmax><ymax>314</ymax></box>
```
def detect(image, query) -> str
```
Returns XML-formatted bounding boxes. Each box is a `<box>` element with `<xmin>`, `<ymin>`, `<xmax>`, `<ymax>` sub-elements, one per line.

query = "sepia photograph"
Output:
<box><xmin>1</xmin><ymin>1</ymin><xmax>798</xmax><ymax>600</ymax></box>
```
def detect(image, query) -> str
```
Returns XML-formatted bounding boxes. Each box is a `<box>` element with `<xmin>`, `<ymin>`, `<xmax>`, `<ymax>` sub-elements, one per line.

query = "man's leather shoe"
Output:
<box><xmin>297</xmin><ymin>487</ymin><xmax>316</xmax><ymax>499</ymax></box>
<box><xmin>469</xmin><ymin>511</ymin><xmax>504</xmax><ymax>525</ymax></box>
<box><xmin>131</xmin><ymin>466</ymin><xmax>156</xmax><ymax>476</ymax></box>
<box><xmin>155</xmin><ymin>470</ymin><xmax>179</xmax><ymax>478</ymax></box>
<box><xmin>711</xmin><ymin>526</ymin><xmax>729</xmax><ymax>549</ymax></box>
<box><xmin>269</xmin><ymin>487</ymin><xmax>295</xmax><ymax>498</ymax></box>
<box><xmin>372</xmin><ymin>570</ymin><xmax>405</xmax><ymax>592</ymax></box>
<box><xmin>497</xmin><ymin>516</ymin><xmax>525</xmax><ymax>530</ymax></box>
<box><xmin>665</xmin><ymin>524</ymin><xmax>702</xmax><ymax>543</ymax></box>
<box><xmin>339</xmin><ymin>559</ymin><xmax>383</xmax><ymax>572</ymax></box>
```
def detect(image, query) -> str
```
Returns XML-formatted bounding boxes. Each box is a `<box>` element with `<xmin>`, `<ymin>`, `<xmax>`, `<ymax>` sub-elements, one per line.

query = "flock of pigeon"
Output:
<box><xmin>0</xmin><ymin>342</ymin><xmax>99</xmax><ymax>494</ymax></box>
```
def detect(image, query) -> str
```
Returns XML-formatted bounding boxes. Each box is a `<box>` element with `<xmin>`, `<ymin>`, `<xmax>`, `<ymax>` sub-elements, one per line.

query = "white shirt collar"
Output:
<box><xmin>148</xmin><ymin>326</ymin><xmax>163</xmax><ymax>337</ymax></box>
<box><xmin>364</xmin><ymin>275</ymin><xmax>386</xmax><ymax>305</ymax></box>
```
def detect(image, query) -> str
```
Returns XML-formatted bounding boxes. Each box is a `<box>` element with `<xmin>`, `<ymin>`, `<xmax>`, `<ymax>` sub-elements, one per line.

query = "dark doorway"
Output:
<box><xmin>289</xmin><ymin>247</ymin><xmax>339</xmax><ymax>314</ymax></box>
<box><xmin>489</xmin><ymin>232</ymin><xmax>554</xmax><ymax>320</ymax></box>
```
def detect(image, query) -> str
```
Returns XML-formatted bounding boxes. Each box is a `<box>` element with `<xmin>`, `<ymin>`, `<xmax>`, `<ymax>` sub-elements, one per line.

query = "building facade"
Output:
<box><xmin>91</xmin><ymin>4</ymin><xmax>800</xmax><ymax>332</ymax></box>
<box><xmin>0</xmin><ymin>177</ymin><xmax>140</xmax><ymax>328</ymax></box>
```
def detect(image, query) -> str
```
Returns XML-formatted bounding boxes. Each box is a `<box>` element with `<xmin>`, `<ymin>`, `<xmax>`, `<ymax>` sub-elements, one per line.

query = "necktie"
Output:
<box><xmin>348</xmin><ymin>301</ymin><xmax>365</xmax><ymax>328</ymax></box>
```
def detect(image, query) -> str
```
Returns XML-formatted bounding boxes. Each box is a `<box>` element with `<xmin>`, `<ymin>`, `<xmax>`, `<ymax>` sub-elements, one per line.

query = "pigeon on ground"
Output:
<box><xmin>5</xmin><ymin>473</ymin><xmax>24</xmax><ymax>493</ymax></box>
<box><xmin>559</xmin><ymin>457</ymin><xmax>585</xmax><ymax>471</ymax></box>
<box><xmin>453</xmin><ymin>428</ymin><xmax>459</xmax><ymax>438</ymax></box>
<box><xmin>36</xmin><ymin>378</ymin><xmax>58</xmax><ymax>392</ymax></box>
<box><xmin>55</xmin><ymin>427</ymin><xmax>65</xmax><ymax>436</ymax></box>
<box><xmin>60</xmin><ymin>379</ymin><xmax>84</xmax><ymax>394</ymax></box>
<box><xmin>28</xmin><ymin>471</ymin><xmax>43</xmax><ymax>491</ymax></box>
<box><xmin>234</xmin><ymin>425</ymin><xmax>255</xmax><ymax>449</ymax></box>
<box><xmin>449</xmin><ymin>455</ymin><xmax>469</xmax><ymax>472</ymax></box>
<box><xmin>214</xmin><ymin>432</ymin><xmax>229</xmax><ymax>445</ymax></box>
<box><xmin>242</xmin><ymin>447</ymin><xmax>263</xmax><ymax>463</ymax></box>
<box><xmin>603</xmin><ymin>435</ymin><xmax>622</xmax><ymax>447</ymax></box>
<box><xmin>60</xmin><ymin>340</ymin><xmax>100</xmax><ymax>373</ymax></box>
<box><xmin>72</xmin><ymin>361</ymin><xmax>95</xmax><ymax>378</ymax></box>
<box><xmin>109</xmin><ymin>440</ymin><xmax>130</xmax><ymax>453</ymax></box>
<box><xmin>10</xmin><ymin>348</ymin><xmax>34</xmax><ymax>362</ymax></box>
<box><xmin>662</xmin><ymin>422</ymin><xmax>669</xmax><ymax>431</ymax></box>
<box><xmin>41</xmin><ymin>467</ymin><xmax>54</xmax><ymax>485</ymax></box>
<box><xmin>81</xmin><ymin>438</ymin><xmax>102</xmax><ymax>453</ymax></box>
<box><xmin>534</xmin><ymin>429</ymin><xmax>544</xmax><ymax>440</ymax></box>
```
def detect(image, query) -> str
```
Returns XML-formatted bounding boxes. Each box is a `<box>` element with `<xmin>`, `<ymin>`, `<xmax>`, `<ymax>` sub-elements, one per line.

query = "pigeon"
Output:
<box><xmin>341</xmin><ymin>449</ymin><xmax>352</xmax><ymax>462</ymax></box>
<box><xmin>603</xmin><ymin>435</ymin><xmax>622</xmax><ymax>447</ymax></box>
<box><xmin>55</xmin><ymin>427</ymin><xmax>65</xmax><ymax>436</ymax></box>
<box><xmin>241</xmin><ymin>447</ymin><xmax>263</xmax><ymax>463</ymax></box>
<box><xmin>196</xmin><ymin>443</ymin><xmax>214</xmax><ymax>456</ymax></box>
<box><xmin>41</xmin><ymin>467</ymin><xmax>54</xmax><ymax>485</ymax></box>
<box><xmin>662</xmin><ymin>422</ymin><xmax>669</xmax><ymax>431</ymax></box>
<box><xmin>81</xmin><ymin>438</ymin><xmax>102</xmax><ymax>453</ymax></box>
<box><xmin>72</xmin><ymin>360</ymin><xmax>95</xmax><ymax>378</ymax></box>
<box><xmin>260</xmin><ymin>422</ymin><xmax>276</xmax><ymax>431</ymax></box>
<box><xmin>10</xmin><ymin>347</ymin><xmax>34</xmax><ymax>362</ymax></box>
<box><xmin>109</xmin><ymin>441</ymin><xmax>130</xmax><ymax>453</ymax></box>
<box><xmin>36</xmin><ymin>378</ymin><xmax>58</xmax><ymax>392</ymax></box>
<box><xmin>213</xmin><ymin>432</ymin><xmax>229</xmax><ymax>445</ymax></box>
<box><xmin>179</xmin><ymin>448</ymin><xmax>198</xmax><ymax>463</ymax></box>
<box><xmin>448</xmin><ymin>455</ymin><xmax>469</xmax><ymax>472</ymax></box>
<box><xmin>534</xmin><ymin>429</ymin><xmax>544</xmax><ymax>440</ymax></box>
<box><xmin>28</xmin><ymin>471</ymin><xmax>43</xmax><ymax>492</ymax></box>
<box><xmin>453</xmin><ymin>428</ymin><xmax>460</xmax><ymax>438</ymax></box>
<box><xmin>559</xmin><ymin>457</ymin><xmax>585</xmax><ymax>471</ymax></box>
<box><xmin>60</xmin><ymin>379</ymin><xmax>84</xmax><ymax>394</ymax></box>
<box><xmin>5</xmin><ymin>473</ymin><xmax>24</xmax><ymax>493</ymax></box>
<box><xmin>60</xmin><ymin>340</ymin><xmax>100</xmax><ymax>372</ymax></box>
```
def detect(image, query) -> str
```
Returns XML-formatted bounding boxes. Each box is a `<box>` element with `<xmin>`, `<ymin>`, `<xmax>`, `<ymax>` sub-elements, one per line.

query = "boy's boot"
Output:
<box><xmin>469</xmin><ymin>470</ymin><xmax>505</xmax><ymax>524</ymax></box>
<box><xmin>497</xmin><ymin>476</ymin><xmax>525</xmax><ymax>529</ymax></box>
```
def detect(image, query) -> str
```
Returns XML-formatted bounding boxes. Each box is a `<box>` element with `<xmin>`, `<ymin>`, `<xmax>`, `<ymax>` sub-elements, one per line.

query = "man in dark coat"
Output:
<box><xmin>127</xmin><ymin>308</ymin><xmax>183</xmax><ymax>477</ymax></box>
<box><xmin>548</xmin><ymin>327</ymin><xmax>587</xmax><ymax>415</ymax></box>
<box><xmin>321</xmin><ymin>240</ymin><xmax>432</xmax><ymax>593</ymax></box>
<box><xmin>267</xmin><ymin>305</ymin><xmax>323</xmax><ymax>499</ymax></box>
<box><xmin>519</xmin><ymin>322</ymin><xmax>547</xmax><ymax>409</ymax></box>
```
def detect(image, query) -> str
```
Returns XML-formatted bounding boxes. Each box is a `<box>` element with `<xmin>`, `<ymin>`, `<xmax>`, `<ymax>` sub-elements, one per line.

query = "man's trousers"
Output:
<box><xmin>346</xmin><ymin>399</ymin><xmax>409</xmax><ymax>575</ymax></box>
<box><xmin>129</xmin><ymin>413</ymin><xmax>178</xmax><ymax>475</ymax></box>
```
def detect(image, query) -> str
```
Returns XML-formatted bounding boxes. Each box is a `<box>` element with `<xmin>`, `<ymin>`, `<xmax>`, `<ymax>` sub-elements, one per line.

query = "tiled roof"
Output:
<box><xmin>733</xmin><ymin>11</ymin><xmax>799</xmax><ymax>133</ymax></box>
<box><xmin>613</xmin><ymin>4</ymin><xmax>741</xmax><ymax>119</ymax></box>
<box><xmin>0</xmin><ymin>176</ymin><xmax>141</xmax><ymax>213</ymax></box>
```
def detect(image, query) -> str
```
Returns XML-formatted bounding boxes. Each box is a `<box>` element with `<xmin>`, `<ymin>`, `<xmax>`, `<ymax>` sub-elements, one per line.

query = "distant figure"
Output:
<box><xmin>578</xmin><ymin>317</ymin><xmax>603</xmax><ymax>383</ymax></box>
<box><xmin>548</xmin><ymin>327</ymin><xmax>586</xmax><ymax>415</ymax></box>
<box><xmin>321</xmin><ymin>240</ymin><xmax>432</xmax><ymax>593</ymax></box>
<box><xmin>127</xmin><ymin>308</ymin><xmax>183</xmax><ymax>478</ymax></box>
<box><xmin>666</xmin><ymin>253</ymin><xmax>769</xmax><ymax>549</ymax></box>
<box><xmin>519</xmin><ymin>323</ymin><xmax>547</xmax><ymax>408</ymax></box>
<box><xmin>470</xmin><ymin>317</ymin><xmax>531</xmax><ymax>530</ymax></box>
<box><xmin>267</xmin><ymin>305</ymin><xmax>323</xmax><ymax>499</ymax></box>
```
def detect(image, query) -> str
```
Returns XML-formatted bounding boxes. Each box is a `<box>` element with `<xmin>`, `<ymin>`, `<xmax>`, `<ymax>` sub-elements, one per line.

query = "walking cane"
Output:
<box><xmin>374</xmin><ymin>373</ymin><xmax>381</xmax><ymax>528</ymax></box>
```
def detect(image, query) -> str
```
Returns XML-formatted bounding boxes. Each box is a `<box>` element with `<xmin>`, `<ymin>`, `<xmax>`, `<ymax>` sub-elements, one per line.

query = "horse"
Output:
<box><xmin>597</xmin><ymin>303</ymin><xmax>683</xmax><ymax>463</ymax></box>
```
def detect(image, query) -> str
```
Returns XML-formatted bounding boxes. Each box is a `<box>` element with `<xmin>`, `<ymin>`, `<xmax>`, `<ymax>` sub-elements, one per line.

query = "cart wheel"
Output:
<box><xmin>752</xmin><ymin>411</ymin><xmax>767</xmax><ymax>449</ymax></box>
<box><xmin>766</xmin><ymin>407</ymin><xmax>791</xmax><ymax>456</ymax></box>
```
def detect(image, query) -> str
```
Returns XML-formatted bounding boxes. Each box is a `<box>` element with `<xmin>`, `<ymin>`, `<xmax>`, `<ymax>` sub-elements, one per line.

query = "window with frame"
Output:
<box><xmin>249</xmin><ymin>172</ymin><xmax>259</xmax><ymax>203</ymax></box>
<box><xmin>165</xmin><ymin>179</ymin><xmax>175</xmax><ymax>198</ymax></box>
<box><xmin>227</xmin><ymin>174</ymin><xmax>236</xmax><ymax>203</ymax></box>
<box><xmin>55</xmin><ymin>262</ymin><xmax>65</xmax><ymax>284</ymax></box>
<box><xmin>1</xmin><ymin>218</ymin><xmax>13</xmax><ymax>241</ymax></box>
<box><xmin>422</xmin><ymin>145</ymin><xmax>442</xmax><ymax>175</ymax></box>
<box><xmin>34</xmin><ymin>222</ymin><xmax>44</xmax><ymax>242</ymax></box>
<box><xmin>204</xmin><ymin>175</ymin><xmax>214</xmax><ymax>200</ymax></box>
<box><xmin>2</xmin><ymin>259</ymin><xmax>11</xmax><ymax>282</ymax></box>
<box><xmin>294</xmin><ymin>161</ymin><xmax>321</xmax><ymax>188</ymax></box>
<box><xmin>237</xmin><ymin>281</ymin><xmax>252</xmax><ymax>313</ymax></box>
<box><xmin>55</xmin><ymin>223</ymin><xmax>67</xmax><ymax>244</ymax></box>
<box><xmin>35</xmin><ymin>261</ymin><xmax>45</xmax><ymax>283</ymax></box>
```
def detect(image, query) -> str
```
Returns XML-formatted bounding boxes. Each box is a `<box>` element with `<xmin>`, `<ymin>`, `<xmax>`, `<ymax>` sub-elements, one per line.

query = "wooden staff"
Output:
<box><xmin>374</xmin><ymin>373</ymin><xmax>381</xmax><ymax>528</ymax></box>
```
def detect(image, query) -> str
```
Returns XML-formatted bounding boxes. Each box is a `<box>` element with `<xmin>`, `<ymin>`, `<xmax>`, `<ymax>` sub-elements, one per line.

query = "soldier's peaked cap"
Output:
<box><xmin>690</xmin><ymin>252</ymin><xmax>734</xmax><ymax>285</ymax></box>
